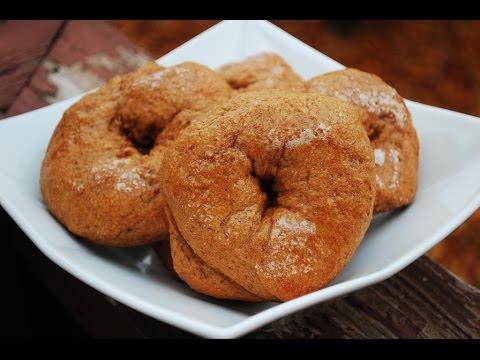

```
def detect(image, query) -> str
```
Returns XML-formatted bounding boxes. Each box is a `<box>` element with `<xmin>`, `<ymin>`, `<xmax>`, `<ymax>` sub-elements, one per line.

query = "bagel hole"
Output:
<box><xmin>122</xmin><ymin>125</ymin><xmax>160</xmax><ymax>155</ymax></box>
<box><xmin>259</xmin><ymin>176</ymin><xmax>278</xmax><ymax>208</ymax></box>
<box><xmin>368</xmin><ymin>119</ymin><xmax>386</xmax><ymax>142</ymax></box>
<box><xmin>368</xmin><ymin>127</ymin><xmax>381</xmax><ymax>142</ymax></box>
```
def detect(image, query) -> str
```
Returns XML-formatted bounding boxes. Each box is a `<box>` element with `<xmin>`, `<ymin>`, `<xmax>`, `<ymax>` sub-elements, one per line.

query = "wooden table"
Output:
<box><xmin>1</xmin><ymin>20</ymin><xmax>479</xmax><ymax>338</ymax></box>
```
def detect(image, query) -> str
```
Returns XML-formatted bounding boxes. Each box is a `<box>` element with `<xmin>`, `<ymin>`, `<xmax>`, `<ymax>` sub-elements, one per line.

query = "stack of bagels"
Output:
<box><xmin>40</xmin><ymin>53</ymin><xmax>419</xmax><ymax>302</ymax></box>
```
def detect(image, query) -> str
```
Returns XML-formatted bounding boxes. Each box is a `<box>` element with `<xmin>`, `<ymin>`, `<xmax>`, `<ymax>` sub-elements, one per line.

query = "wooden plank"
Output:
<box><xmin>5</xmin><ymin>21</ymin><xmax>150</xmax><ymax>117</ymax></box>
<box><xmin>0</xmin><ymin>20</ymin><xmax>63</xmax><ymax>110</ymax></box>
<box><xmin>251</xmin><ymin>257</ymin><xmax>480</xmax><ymax>339</ymax></box>
<box><xmin>0</xmin><ymin>60</ymin><xmax>38</xmax><ymax>108</ymax></box>
<box><xmin>5</xmin><ymin>87</ymin><xmax>48</xmax><ymax>117</ymax></box>
<box><xmin>49</xmin><ymin>20</ymin><xmax>149</xmax><ymax>65</ymax></box>
<box><xmin>0</xmin><ymin>20</ymin><xmax>63</xmax><ymax>72</ymax></box>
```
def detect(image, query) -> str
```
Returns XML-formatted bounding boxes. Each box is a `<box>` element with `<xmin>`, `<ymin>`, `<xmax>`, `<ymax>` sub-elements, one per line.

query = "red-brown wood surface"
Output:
<box><xmin>0</xmin><ymin>20</ymin><xmax>63</xmax><ymax>110</ymax></box>
<box><xmin>4</xmin><ymin>20</ymin><xmax>149</xmax><ymax>118</ymax></box>
<box><xmin>1</xmin><ymin>20</ymin><xmax>479</xmax><ymax>338</ymax></box>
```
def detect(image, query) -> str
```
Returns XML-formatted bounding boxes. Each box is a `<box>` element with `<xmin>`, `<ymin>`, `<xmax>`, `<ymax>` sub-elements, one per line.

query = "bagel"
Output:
<box><xmin>306</xmin><ymin>68</ymin><xmax>419</xmax><ymax>213</ymax></box>
<box><xmin>40</xmin><ymin>61</ymin><xmax>232</xmax><ymax>246</ymax></box>
<box><xmin>159</xmin><ymin>90</ymin><xmax>376</xmax><ymax>301</ymax></box>
<box><xmin>218</xmin><ymin>52</ymin><xmax>305</xmax><ymax>92</ymax></box>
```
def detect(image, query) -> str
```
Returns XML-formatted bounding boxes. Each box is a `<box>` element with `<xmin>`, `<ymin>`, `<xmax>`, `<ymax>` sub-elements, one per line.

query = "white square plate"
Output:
<box><xmin>1</xmin><ymin>20</ymin><xmax>480</xmax><ymax>338</ymax></box>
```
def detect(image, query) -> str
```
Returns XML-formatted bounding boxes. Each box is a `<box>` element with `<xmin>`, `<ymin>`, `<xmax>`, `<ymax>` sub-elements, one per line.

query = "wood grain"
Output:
<box><xmin>0</xmin><ymin>20</ymin><xmax>62</xmax><ymax>72</ymax></box>
<box><xmin>0</xmin><ymin>60</ymin><xmax>38</xmax><ymax>108</ymax></box>
<box><xmin>6</xmin><ymin>20</ymin><xmax>149</xmax><ymax>117</ymax></box>
<box><xmin>0</xmin><ymin>20</ymin><xmax>63</xmax><ymax>109</ymax></box>
<box><xmin>252</xmin><ymin>258</ymin><xmax>480</xmax><ymax>339</ymax></box>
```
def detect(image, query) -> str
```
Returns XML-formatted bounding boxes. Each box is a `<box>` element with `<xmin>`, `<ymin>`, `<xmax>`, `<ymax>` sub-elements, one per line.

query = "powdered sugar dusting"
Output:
<box><xmin>271</xmin><ymin>216</ymin><xmax>316</xmax><ymax>239</ymax></box>
<box><xmin>271</xmin><ymin>65</ymin><xmax>284</xmax><ymax>76</ymax></box>
<box><xmin>91</xmin><ymin>158</ymin><xmax>149</xmax><ymax>192</ymax></box>
<box><xmin>115</xmin><ymin>168</ymin><xmax>144</xmax><ymax>192</ymax></box>
<box><xmin>317</xmin><ymin>123</ymin><xmax>331</xmax><ymax>139</ymax></box>
<box><xmin>92</xmin><ymin>158</ymin><xmax>130</xmax><ymax>173</ymax></box>
<box><xmin>357</xmin><ymin>89</ymin><xmax>406</xmax><ymax>127</ymax></box>
<box><xmin>267</xmin><ymin>128</ymin><xmax>281</xmax><ymax>147</ymax></box>
<box><xmin>255</xmin><ymin>214</ymin><xmax>317</xmax><ymax>278</ymax></box>
<box><xmin>389</xmin><ymin>149</ymin><xmax>400</xmax><ymax>189</ymax></box>
<box><xmin>201</xmin><ymin>214</ymin><xmax>216</xmax><ymax>224</ymax></box>
<box><xmin>314</xmin><ymin>81</ymin><xmax>406</xmax><ymax>127</ymax></box>
<box><xmin>69</xmin><ymin>179</ymin><xmax>85</xmax><ymax>192</ymax></box>
<box><xmin>248</xmin><ymin>52</ymin><xmax>272</xmax><ymax>63</ymax></box>
<box><xmin>115</xmin><ymin>182</ymin><xmax>130</xmax><ymax>192</ymax></box>
<box><xmin>375</xmin><ymin>148</ymin><xmax>400</xmax><ymax>188</ymax></box>
<box><xmin>374</xmin><ymin>148</ymin><xmax>385</xmax><ymax>166</ymax></box>
<box><xmin>376</xmin><ymin>174</ymin><xmax>385</xmax><ymax>188</ymax></box>
<box><xmin>233</xmin><ymin>178</ymin><xmax>248</xmax><ymax>189</ymax></box>
<box><xmin>287</xmin><ymin>128</ymin><xmax>315</xmax><ymax>148</ymax></box>
<box><xmin>134</xmin><ymin>66</ymin><xmax>189</xmax><ymax>89</ymax></box>
<box><xmin>286</xmin><ymin>124</ymin><xmax>330</xmax><ymax>149</ymax></box>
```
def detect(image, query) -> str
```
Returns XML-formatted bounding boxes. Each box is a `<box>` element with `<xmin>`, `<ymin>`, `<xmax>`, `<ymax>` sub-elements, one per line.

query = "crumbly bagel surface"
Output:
<box><xmin>160</xmin><ymin>91</ymin><xmax>376</xmax><ymax>301</ymax></box>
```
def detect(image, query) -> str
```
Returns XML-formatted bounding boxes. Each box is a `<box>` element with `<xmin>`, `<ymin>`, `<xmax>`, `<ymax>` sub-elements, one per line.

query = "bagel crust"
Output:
<box><xmin>160</xmin><ymin>91</ymin><xmax>376</xmax><ymax>301</ymax></box>
<box><xmin>307</xmin><ymin>68</ymin><xmax>420</xmax><ymax>213</ymax></box>
<box><xmin>40</xmin><ymin>62</ymin><xmax>232</xmax><ymax>246</ymax></box>
<box><xmin>219</xmin><ymin>52</ymin><xmax>305</xmax><ymax>92</ymax></box>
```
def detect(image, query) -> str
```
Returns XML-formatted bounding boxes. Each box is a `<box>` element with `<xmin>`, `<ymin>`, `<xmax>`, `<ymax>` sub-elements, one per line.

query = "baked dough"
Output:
<box><xmin>307</xmin><ymin>68</ymin><xmax>420</xmax><ymax>213</ymax></box>
<box><xmin>219</xmin><ymin>52</ymin><xmax>305</xmax><ymax>92</ymax></box>
<box><xmin>159</xmin><ymin>90</ymin><xmax>376</xmax><ymax>301</ymax></box>
<box><xmin>40</xmin><ymin>62</ymin><xmax>232</xmax><ymax>246</ymax></box>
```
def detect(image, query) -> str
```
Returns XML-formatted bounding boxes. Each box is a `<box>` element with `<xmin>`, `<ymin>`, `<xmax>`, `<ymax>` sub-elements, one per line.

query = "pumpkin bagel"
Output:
<box><xmin>159</xmin><ymin>90</ymin><xmax>376</xmax><ymax>301</ymax></box>
<box><xmin>307</xmin><ymin>68</ymin><xmax>420</xmax><ymax>213</ymax></box>
<box><xmin>40</xmin><ymin>61</ymin><xmax>232</xmax><ymax>246</ymax></box>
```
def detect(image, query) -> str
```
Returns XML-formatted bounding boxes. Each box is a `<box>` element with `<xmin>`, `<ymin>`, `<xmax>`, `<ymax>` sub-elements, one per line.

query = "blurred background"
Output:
<box><xmin>1</xmin><ymin>20</ymin><xmax>479</xmax><ymax>338</ymax></box>
<box><xmin>110</xmin><ymin>20</ymin><xmax>480</xmax><ymax>287</ymax></box>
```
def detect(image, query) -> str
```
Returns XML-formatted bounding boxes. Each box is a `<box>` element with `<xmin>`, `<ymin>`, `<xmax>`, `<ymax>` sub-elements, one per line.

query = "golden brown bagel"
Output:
<box><xmin>159</xmin><ymin>90</ymin><xmax>376</xmax><ymax>301</ymax></box>
<box><xmin>306</xmin><ymin>68</ymin><xmax>419</xmax><ymax>213</ymax></box>
<box><xmin>40</xmin><ymin>62</ymin><xmax>232</xmax><ymax>246</ymax></box>
<box><xmin>218</xmin><ymin>52</ymin><xmax>305</xmax><ymax>92</ymax></box>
